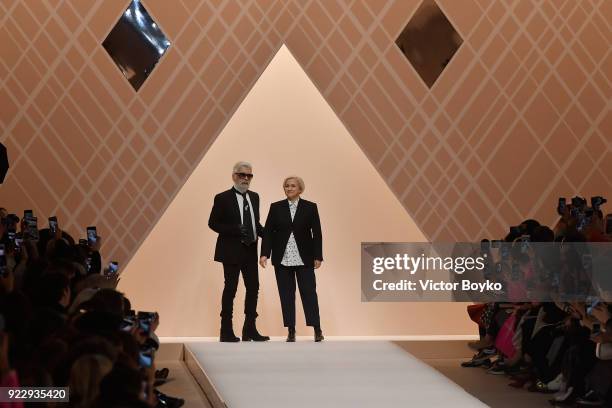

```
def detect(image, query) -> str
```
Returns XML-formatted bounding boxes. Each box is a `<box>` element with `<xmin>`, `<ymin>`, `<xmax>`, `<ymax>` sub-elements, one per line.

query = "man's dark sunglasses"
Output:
<box><xmin>235</xmin><ymin>172</ymin><xmax>254</xmax><ymax>180</ymax></box>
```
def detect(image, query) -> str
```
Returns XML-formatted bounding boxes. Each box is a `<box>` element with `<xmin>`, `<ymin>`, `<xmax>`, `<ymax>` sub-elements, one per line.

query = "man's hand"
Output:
<box><xmin>314</xmin><ymin>260</ymin><xmax>322</xmax><ymax>269</ymax></box>
<box><xmin>259</xmin><ymin>256</ymin><xmax>267</xmax><ymax>268</ymax></box>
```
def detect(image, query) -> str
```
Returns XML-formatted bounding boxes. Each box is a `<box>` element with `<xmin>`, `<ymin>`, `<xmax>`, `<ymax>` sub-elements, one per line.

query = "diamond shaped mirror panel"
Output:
<box><xmin>102</xmin><ymin>0</ymin><xmax>171</xmax><ymax>91</ymax></box>
<box><xmin>395</xmin><ymin>0</ymin><xmax>463</xmax><ymax>88</ymax></box>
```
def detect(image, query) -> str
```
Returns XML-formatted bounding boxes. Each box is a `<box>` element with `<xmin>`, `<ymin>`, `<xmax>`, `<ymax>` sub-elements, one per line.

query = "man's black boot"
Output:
<box><xmin>220</xmin><ymin>318</ymin><xmax>240</xmax><ymax>342</ymax></box>
<box><xmin>242</xmin><ymin>318</ymin><xmax>270</xmax><ymax>341</ymax></box>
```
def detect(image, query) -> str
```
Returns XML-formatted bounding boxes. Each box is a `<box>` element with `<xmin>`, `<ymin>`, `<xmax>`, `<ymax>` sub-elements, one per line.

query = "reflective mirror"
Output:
<box><xmin>395</xmin><ymin>0</ymin><xmax>463</xmax><ymax>88</ymax></box>
<box><xmin>102</xmin><ymin>0</ymin><xmax>171</xmax><ymax>91</ymax></box>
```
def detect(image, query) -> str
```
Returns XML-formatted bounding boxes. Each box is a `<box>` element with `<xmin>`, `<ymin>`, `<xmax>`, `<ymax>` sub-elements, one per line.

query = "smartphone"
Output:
<box><xmin>48</xmin><ymin>216</ymin><xmax>58</xmax><ymax>233</ymax></box>
<box><xmin>557</xmin><ymin>198</ymin><xmax>566</xmax><ymax>216</ymax></box>
<box><xmin>25</xmin><ymin>217</ymin><xmax>39</xmax><ymax>241</ymax></box>
<box><xmin>138</xmin><ymin>348</ymin><xmax>154</xmax><ymax>368</ymax></box>
<box><xmin>23</xmin><ymin>210</ymin><xmax>33</xmax><ymax>220</ymax></box>
<box><xmin>0</xmin><ymin>244</ymin><xmax>6</xmax><ymax>277</ymax></box>
<box><xmin>108</xmin><ymin>261</ymin><xmax>118</xmax><ymax>275</ymax></box>
<box><xmin>120</xmin><ymin>317</ymin><xmax>135</xmax><ymax>332</ymax></box>
<box><xmin>606</xmin><ymin>214</ymin><xmax>612</xmax><ymax>235</ymax></box>
<box><xmin>86</xmin><ymin>226</ymin><xmax>97</xmax><ymax>247</ymax></box>
<box><xmin>138</xmin><ymin>317</ymin><xmax>151</xmax><ymax>336</ymax></box>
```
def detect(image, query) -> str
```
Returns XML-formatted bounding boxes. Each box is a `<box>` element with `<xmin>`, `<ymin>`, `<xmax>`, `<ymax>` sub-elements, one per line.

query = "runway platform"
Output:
<box><xmin>183</xmin><ymin>340</ymin><xmax>487</xmax><ymax>407</ymax></box>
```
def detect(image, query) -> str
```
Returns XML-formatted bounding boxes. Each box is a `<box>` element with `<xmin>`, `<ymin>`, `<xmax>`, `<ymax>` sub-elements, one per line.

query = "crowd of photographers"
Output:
<box><xmin>0</xmin><ymin>207</ymin><xmax>184</xmax><ymax>408</ymax></box>
<box><xmin>463</xmin><ymin>196</ymin><xmax>612</xmax><ymax>406</ymax></box>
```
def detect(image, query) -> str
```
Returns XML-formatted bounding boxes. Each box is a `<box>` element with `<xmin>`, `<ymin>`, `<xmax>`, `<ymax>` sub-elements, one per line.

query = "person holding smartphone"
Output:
<box><xmin>208</xmin><ymin>162</ymin><xmax>268</xmax><ymax>342</ymax></box>
<box><xmin>260</xmin><ymin>176</ymin><xmax>324</xmax><ymax>342</ymax></box>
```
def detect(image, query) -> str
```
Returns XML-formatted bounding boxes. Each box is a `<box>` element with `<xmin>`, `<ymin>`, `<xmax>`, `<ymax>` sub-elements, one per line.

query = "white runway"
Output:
<box><xmin>185</xmin><ymin>341</ymin><xmax>487</xmax><ymax>407</ymax></box>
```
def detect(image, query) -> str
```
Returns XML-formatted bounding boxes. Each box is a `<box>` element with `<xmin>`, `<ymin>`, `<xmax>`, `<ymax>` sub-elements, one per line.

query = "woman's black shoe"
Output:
<box><xmin>314</xmin><ymin>327</ymin><xmax>324</xmax><ymax>342</ymax></box>
<box><xmin>287</xmin><ymin>327</ymin><xmax>296</xmax><ymax>342</ymax></box>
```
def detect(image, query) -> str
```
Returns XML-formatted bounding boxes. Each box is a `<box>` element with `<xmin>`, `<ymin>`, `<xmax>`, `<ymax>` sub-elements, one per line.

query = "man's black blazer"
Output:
<box><xmin>261</xmin><ymin>198</ymin><xmax>323</xmax><ymax>267</ymax></box>
<box><xmin>208</xmin><ymin>188</ymin><xmax>264</xmax><ymax>264</ymax></box>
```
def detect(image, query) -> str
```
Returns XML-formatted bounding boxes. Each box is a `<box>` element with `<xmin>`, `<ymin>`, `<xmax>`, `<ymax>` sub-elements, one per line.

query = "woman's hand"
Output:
<box><xmin>314</xmin><ymin>260</ymin><xmax>322</xmax><ymax>269</ymax></box>
<box><xmin>259</xmin><ymin>256</ymin><xmax>267</xmax><ymax>268</ymax></box>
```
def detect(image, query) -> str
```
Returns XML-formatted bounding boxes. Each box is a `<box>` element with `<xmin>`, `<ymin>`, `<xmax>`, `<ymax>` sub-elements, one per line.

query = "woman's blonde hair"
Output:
<box><xmin>283</xmin><ymin>176</ymin><xmax>305</xmax><ymax>192</ymax></box>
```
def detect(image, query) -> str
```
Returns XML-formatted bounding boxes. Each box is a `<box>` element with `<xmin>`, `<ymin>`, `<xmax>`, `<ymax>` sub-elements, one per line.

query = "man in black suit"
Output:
<box><xmin>260</xmin><ymin>176</ymin><xmax>324</xmax><ymax>342</ymax></box>
<box><xmin>208</xmin><ymin>161</ymin><xmax>269</xmax><ymax>342</ymax></box>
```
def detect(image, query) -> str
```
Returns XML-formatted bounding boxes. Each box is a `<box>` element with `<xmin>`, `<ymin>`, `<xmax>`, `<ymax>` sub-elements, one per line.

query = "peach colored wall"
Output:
<box><xmin>119</xmin><ymin>46</ymin><xmax>474</xmax><ymax>337</ymax></box>
<box><xmin>0</xmin><ymin>1</ymin><xmax>609</xmax><ymax>270</ymax></box>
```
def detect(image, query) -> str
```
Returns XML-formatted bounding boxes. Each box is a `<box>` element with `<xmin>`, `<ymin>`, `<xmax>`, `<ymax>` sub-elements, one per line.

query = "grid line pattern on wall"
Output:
<box><xmin>0</xmin><ymin>0</ymin><xmax>610</xmax><ymax>265</ymax></box>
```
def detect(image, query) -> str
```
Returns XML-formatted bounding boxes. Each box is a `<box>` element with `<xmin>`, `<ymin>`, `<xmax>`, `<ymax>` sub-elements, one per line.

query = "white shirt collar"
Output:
<box><xmin>287</xmin><ymin>197</ymin><xmax>299</xmax><ymax>206</ymax></box>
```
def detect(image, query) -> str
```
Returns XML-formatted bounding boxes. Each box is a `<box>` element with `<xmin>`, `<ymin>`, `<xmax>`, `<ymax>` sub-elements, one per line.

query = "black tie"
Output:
<box><xmin>241</xmin><ymin>192</ymin><xmax>255</xmax><ymax>244</ymax></box>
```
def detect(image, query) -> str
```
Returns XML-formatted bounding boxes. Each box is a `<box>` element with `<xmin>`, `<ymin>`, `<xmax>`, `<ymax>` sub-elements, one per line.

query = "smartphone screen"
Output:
<box><xmin>49</xmin><ymin>216</ymin><xmax>58</xmax><ymax>233</ymax></box>
<box><xmin>23</xmin><ymin>210</ymin><xmax>33</xmax><ymax>220</ymax></box>
<box><xmin>86</xmin><ymin>226</ymin><xmax>97</xmax><ymax>246</ymax></box>
<box><xmin>120</xmin><ymin>317</ymin><xmax>135</xmax><ymax>332</ymax></box>
<box><xmin>138</xmin><ymin>318</ymin><xmax>151</xmax><ymax>335</ymax></box>
<box><xmin>138</xmin><ymin>350</ymin><xmax>153</xmax><ymax>368</ymax></box>
<box><xmin>108</xmin><ymin>261</ymin><xmax>118</xmax><ymax>275</ymax></box>
<box><xmin>26</xmin><ymin>217</ymin><xmax>39</xmax><ymax>241</ymax></box>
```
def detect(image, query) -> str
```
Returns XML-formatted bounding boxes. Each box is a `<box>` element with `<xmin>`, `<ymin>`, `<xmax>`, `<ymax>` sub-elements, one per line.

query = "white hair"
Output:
<box><xmin>283</xmin><ymin>176</ymin><xmax>305</xmax><ymax>192</ymax></box>
<box><xmin>233</xmin><ymin>161</ymin><xmax>252</xmax><ymax>173</ymax></box>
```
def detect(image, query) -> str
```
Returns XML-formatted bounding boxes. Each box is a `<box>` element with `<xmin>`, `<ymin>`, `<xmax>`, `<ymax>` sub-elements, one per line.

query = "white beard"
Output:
<box><xmin>234</xmin><ymin>183</ymin><xmax>248</xmax><ymax>194</ymax></box>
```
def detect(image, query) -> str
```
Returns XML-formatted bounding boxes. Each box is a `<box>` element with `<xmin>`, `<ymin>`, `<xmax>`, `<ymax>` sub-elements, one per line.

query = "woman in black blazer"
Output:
<box><xmin>260</xmin><ymin>176</ymin><xmax>324</xmax><ymax>342</ymax></box>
